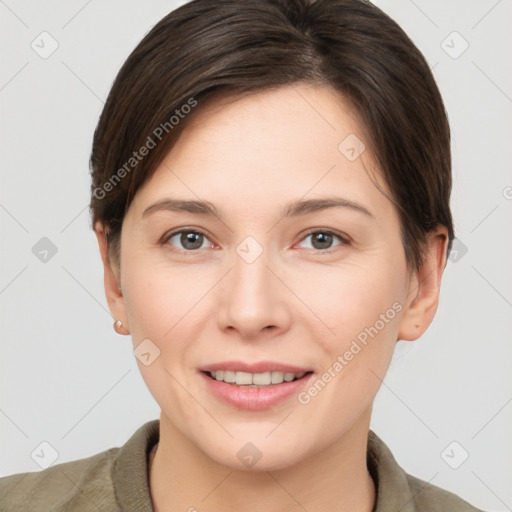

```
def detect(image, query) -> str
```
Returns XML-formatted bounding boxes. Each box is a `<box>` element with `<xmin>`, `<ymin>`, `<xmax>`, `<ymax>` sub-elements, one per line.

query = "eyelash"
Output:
<box><xmin>160</xmin><ymin>227</ymin><xmax>350</xmax><ymax>254</ymax></box>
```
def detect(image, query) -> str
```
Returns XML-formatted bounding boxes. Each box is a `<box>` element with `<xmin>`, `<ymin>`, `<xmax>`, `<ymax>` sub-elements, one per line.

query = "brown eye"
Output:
<box><xmin>298</xmin><ymin>230</ymin><xmax>347</xmax><ymax>251</ymax></box>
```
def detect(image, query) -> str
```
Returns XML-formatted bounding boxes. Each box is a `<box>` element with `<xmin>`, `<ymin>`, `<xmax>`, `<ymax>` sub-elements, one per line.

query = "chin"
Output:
<box><xmin>197</xmin><ymin>433</ymin><xmax>315</xmax><ymax>472</ymax></box>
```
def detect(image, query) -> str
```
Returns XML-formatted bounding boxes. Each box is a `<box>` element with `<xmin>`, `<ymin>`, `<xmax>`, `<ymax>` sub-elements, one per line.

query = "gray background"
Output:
<box><xmin>1</xmin><ymin>1</ymin><xmax>511</xmax><ymax>510</ymax></box>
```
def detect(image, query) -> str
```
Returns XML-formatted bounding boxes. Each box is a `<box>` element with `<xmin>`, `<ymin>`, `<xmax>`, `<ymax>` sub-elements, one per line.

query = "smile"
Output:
<box><xmin>199</xmin><ymin>362</ymin><xmax>313</xmax><ymax>410</ymax></box>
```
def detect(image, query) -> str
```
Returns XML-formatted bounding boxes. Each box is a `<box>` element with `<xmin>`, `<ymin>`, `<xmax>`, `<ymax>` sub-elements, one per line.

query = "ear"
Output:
<box><xmin>94</xmin><ymin>222</ymin><xmax>130</xmax><ymax>335</ymax></box>
<box><xmin>397</xmin><ymin>225</ymin><xmax>449</xmax><ymax>341</ymax></box>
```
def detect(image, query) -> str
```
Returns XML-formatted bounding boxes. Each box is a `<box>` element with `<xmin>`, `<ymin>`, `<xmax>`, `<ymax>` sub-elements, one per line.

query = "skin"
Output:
<box><xmin>95</xmin><ymin>84</ymin><xmax>448</xmax><ymax>512</ymax></box>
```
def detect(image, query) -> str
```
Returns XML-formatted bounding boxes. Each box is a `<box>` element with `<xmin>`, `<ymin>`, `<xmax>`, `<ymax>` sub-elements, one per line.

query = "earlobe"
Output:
<box><xmin>397</xmin><ymin>226</ymin><xmax>449</xmax><ymax>341</ymax></box>
<box><xmin>94</xmin><ymin>222</ymin><xmax>130</xmax><ymax>335</ymax></box>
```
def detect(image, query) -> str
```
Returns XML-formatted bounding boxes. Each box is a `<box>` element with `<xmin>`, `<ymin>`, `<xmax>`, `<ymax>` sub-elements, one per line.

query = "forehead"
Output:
<box><xmin>129</xmin><ymin>84</ymin><xmax>393</xmax><ymax>221</ymax></box>
<box><xmin>181</xmin><ymin>84</ymin><xmax>365</xmax><ymax>166</ymax></box>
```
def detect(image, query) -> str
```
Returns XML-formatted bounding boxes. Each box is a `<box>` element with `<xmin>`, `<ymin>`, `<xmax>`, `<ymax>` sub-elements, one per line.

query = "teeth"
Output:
<box><xmin>271</xmin><ymin>371</ymin><xmax>284</xmax><ymax>384</ymax></box>
<box><xmin>235</xmin><ymin>371</ymin><xmax>253</xmax><ymax>385</ymax></box>
<box><xmin>223</xmin><ymin>370</ymin><xmax>236</xmax><ymax>383</ymax></box>
<box><xmin>208</xmin><ymin>370</ymin><xmax>307</xmax><ymax>386</ymax></box>
<box><xmin>252</xmin><ymin>371</ymin><xmax>271</xmax><ymax>385</ymax></box>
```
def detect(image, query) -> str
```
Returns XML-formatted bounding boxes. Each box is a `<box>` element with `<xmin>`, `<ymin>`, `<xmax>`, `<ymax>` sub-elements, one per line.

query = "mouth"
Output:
<box><xmin>198</xmin><ymin>363</ymin><xmax>314</xmax><ymax>410</ymax></box>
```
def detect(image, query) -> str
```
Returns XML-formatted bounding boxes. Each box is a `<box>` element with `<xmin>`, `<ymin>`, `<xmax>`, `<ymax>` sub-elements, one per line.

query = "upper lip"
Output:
<box><xmin>199</xmin><ymin>361</ymin><xmax>311</xmax><ymax>374</ymax></box>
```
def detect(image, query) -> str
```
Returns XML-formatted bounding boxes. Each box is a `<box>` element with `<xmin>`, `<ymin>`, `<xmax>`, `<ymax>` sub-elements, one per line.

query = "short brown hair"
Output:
<box><xmin>90</xmin><ymin>0</ymin><xmax>453</xmax><ymax>271</ymax></box>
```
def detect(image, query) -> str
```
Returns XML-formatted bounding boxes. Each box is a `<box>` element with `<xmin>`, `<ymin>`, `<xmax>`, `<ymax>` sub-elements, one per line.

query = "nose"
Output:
<box><xmin>217</xmin><ymin>246</ymin><xmax>292</xmax><ymax>341</ymax></box>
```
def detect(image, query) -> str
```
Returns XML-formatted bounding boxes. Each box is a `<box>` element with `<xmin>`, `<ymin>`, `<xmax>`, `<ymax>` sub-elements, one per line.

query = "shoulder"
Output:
<box><xmin>367</xmin><ymin>430</ymin><xmax>485</xmax><ymax>512</ymax></box>
<box><xmin>0</xmin><ymin>447</ymin><xmax>120</xmax><ymax>512</ymax></box>
<box><xmin>0</xmin><ymin>420</ymin><xmax>159</xmax><ymax>512</ymax></box>
<box><xmin>406</xmin><ymin>473</ymin><xmax>485</xmax><ymax>511</ymax></box>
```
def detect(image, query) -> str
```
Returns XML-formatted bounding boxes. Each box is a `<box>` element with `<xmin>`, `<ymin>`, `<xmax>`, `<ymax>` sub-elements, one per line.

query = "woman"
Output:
<box><xmin>0</xmin><ymin>0</ymin><xmax>484</xmax><ymax>510</ymax></box>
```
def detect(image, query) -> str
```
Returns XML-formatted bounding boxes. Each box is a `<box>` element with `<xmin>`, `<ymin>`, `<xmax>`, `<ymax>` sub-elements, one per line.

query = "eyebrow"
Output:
<box><xmin>141</xmin><ymin>196</ymin><xmax>374</xmax><ymax>220</ymax></box>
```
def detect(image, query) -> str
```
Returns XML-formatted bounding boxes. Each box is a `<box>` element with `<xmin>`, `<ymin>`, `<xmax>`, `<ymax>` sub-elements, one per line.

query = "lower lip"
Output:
<box><xmin>200</xmin><ymin>372</ymin><xmax>312</xmax><ymax>411</ymax></box>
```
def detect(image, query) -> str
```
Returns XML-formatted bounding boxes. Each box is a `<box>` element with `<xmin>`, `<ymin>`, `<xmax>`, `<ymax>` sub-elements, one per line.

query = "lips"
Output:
<box><xmin>198</xmin><ymin>361</ymin><xmax>313</xmax><ymax>410</ymax></box>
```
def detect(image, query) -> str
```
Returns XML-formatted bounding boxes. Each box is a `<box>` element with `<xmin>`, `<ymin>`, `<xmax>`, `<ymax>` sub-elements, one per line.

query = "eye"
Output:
<box><xmin>163</xmin><ymin>229</ymin><xmax>213</xmax><ymax>252</ymax></box>
<box><xmin>297</xmin><ymin>229</ymin><xmax>349</xmax><ymax>252</ymax></box>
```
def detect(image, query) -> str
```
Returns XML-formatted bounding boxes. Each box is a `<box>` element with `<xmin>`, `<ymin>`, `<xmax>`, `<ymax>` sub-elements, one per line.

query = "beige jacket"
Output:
<box><xmin>0</xmin><ymin>420</ymin><xmax>483</xmax><ymax>511</ymax></box>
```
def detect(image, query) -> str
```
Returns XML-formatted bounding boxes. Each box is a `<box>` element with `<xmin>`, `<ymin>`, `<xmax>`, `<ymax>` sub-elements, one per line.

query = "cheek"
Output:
<box><xmin>122</xmin><ymin>258</ymin><xmax>204</xmax><ymax>341</ymax></box>
<box><xmin>121</xmin><ymin>260</ymin><xmax>208</xmax><ymax>425</ymax></box>
<box><xmin>300</xmin><ymin>263</ymin><xmax>405</xmax><ymax>406</ymax></box>
<box><xmin>291</xmin><ymin>260</ymin><xmax>406</xmax><ymax>346</ymax></box>
<box><xmin>294</xmin><ymin>271</ymin><xmax>403</xmax><ymax>440</ymax></box>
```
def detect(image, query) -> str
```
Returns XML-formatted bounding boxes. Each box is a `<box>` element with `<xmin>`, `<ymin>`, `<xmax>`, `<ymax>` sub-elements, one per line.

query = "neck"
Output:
<box><xmin>149</xmin><ymin>411</ymin><xmax>375</xmax><ymax>512</ymax></box>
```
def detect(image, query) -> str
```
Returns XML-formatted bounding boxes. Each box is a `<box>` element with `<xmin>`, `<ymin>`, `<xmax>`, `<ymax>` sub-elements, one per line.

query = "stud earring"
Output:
<box><xmin>114</xmin><ymin>319</ymin><xmax>129</xmax><ymax>335</ymax></box>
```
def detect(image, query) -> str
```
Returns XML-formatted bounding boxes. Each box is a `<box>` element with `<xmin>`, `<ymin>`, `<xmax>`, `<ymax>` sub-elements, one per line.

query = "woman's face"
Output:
<box><xmin>111</xmin><ymin>84</ymin><xmax>427</xmax><ymax>470</ymax></box>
